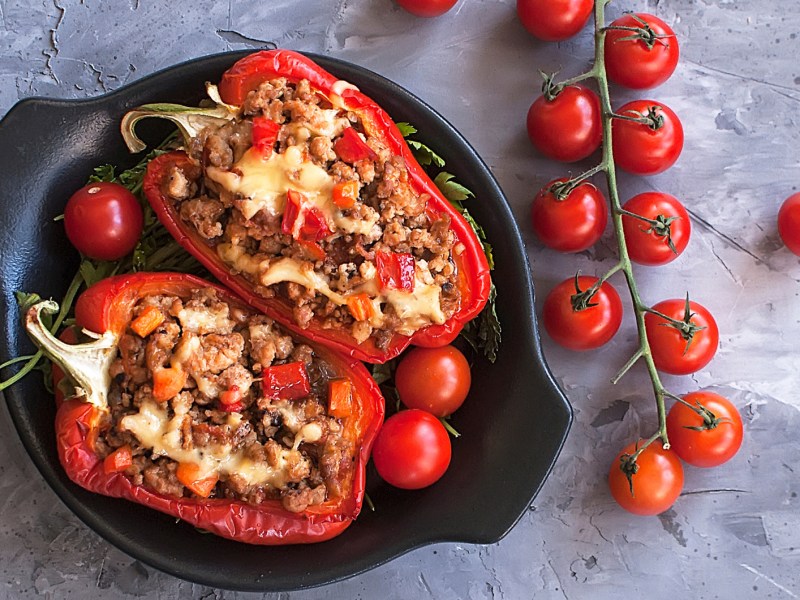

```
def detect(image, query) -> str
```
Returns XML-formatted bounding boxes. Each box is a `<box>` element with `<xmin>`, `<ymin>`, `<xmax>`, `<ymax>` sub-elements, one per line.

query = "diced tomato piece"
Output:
<box><xmin>332</xmin><ymin>181</ymin><xmax>359</xmax><ymax>209</ymax></box>
<box><xmin>375</xmin><ymin>251</ymin><xmax>416</xmax><ymax>292</ymax></box>
<box><xmin>346</xmin><ymin>293</ymin><xmax>376</xmax><ymax>322</ymax></box>
<box><xmin>103</xmin><ymin>445</ymin><xmax>133</xmax><ymax>474</ymax></box>
<box><xmin>130</xmin><ymin>306</ymin><xmax>165</xmax><ymax>338</ymax></box>
<box><xmin>152</xmin><ymin>367</ymin><xmax>187</xmax><ymax>402</ymax></box>
<box><xmin>262</xmin><ymin>361</ymin><xmax>311</xmax><ymax>401</ymax></box>
<box><xmin>333</xmin><ymin>127</ymin><xmax>378</xmax><ymax>164</ymax></box>
<box><xmin>252</xmin><ymin>116</ymin><xmax>281</xmax><ymax>157</ymax></box>
<box><xmin>176</xmin><ymin>462</ymin><xmax>219</xmax><ymax>498</ymax></box>
<box><xmin>327</xmin><ymin>378</ymin><xmax>352</xmax><ymax>418</ymax></box>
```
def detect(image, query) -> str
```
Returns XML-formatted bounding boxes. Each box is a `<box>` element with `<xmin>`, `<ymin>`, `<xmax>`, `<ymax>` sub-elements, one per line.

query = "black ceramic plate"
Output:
<box><xmin>0</xmin><ymin>51</ymin><xmax>571</xmax><ymax>592</ymax></box>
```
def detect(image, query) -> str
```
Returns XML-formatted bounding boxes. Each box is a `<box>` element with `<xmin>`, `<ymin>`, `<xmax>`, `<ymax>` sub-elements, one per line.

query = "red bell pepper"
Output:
<box><xmin>261</xmin><ymin>361</ymin><xmax>311</xmax><ymax>401</ymax></box>
<box><xmin>143</xmin><ymin>50</ymin><xmax>491</xmax><ymax>363</ymax></box>
<box><xmin>375</xmin><ymin>250</ymin><xmax>416</xmax><ymax>293</ymax></box>
<box><xmin>333</xmin><ymin>127</ymin><xmax>378</xmax><ymax>164</ymax></box>
<box><xmin>25</xmin><ymin>272</ymin><xmax>384</xmax><ymax>545</ymax></box>
<box><xmin>281</xmin><ymin>189</ymin><xmax>332</xmax><ymax>243</ymax></box>
<box><xmin>251</xmin><ymin>115</ymin><xmax>280</xmax><ymax>157</ymax></box>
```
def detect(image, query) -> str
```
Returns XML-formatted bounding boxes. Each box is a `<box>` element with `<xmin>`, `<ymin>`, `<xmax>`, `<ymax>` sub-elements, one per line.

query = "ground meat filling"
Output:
<box><xmin>164</xmin><ymin>78</ymin><xmax>462</xmax><ymax>348</ymax></box>
<box><xmin>98</xmin><ymin>289</ymin><xmax>354</xmax><ymax>513</ymax></box>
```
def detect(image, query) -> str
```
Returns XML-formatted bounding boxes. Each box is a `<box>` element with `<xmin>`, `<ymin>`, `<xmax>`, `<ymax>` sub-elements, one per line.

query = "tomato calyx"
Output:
<box><xmin>619</xmin><ymin>208</ymin><xmax>680</xmax><ymax>254</ymax></box>
<box><xmin>673</xmin><ymin>395</ymin><xmax>730</xmax><ymax>432</ymax></box>
<box><xmin>618</xmin><ymin>449</ymin><xmax>641</xmax><ymax>495</ymax></box>
<box><xmin>612</xmin><ymin>105</ymin><xmax>665</xmax><ymax>131</ymax></box>
<box><xmin>646</xmin><ymin>294</ymin><xmax>706</xmax><ymax>353</ymax></box>
<box><xmin>603</xmin><ymin>12</ymin><xmax>675</xmax><ymax>50</ymax></box>
<box><xmin>540</xmin><ymin>71</ymin><xmax>566</xmax><ymax>102</ymax></box>
<box><xmin>569</xmin><ymin>272</ymin><xmax>602</xmax><ymax>311</ymax></box>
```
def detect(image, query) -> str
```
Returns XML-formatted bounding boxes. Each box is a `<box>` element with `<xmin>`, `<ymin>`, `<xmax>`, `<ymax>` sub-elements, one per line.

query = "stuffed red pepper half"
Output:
<box><xmin>123</xmin><ymin>49</ymin><xmax>491</xmax><ymax>363</ymax></box>
<box><xmin>24</xmin><ymin>272</ymin><xmax>384</xmax><ymax>544</ymax></box>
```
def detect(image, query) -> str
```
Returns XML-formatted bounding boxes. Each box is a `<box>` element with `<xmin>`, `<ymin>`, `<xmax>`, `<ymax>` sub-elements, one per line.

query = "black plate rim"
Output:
<box><xmin>0</xmin><ymin>49</ymin><xmax>572</xmax><ymax>592</ymax></box>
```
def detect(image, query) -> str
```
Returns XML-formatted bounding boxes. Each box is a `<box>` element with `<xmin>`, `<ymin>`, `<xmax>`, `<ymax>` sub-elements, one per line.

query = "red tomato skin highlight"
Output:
<box><xmin>526</xmin><ymin>85</ymin><xmax>602</xmax><ymax>163</ymax></box>
<box><xmin>645</xmin><ymin>299</ymin><xmax>719</xmax><ymax>375</ymax></box>
<box><xmin>621</xmin><ymin>192</ymin><xmax>691</xmax><ymax>266</ymax></box>
<box><xmin>516</xmin><ymin>0</ymin><xmax>593</xmax><ymax>41</ymax></box>
<box><xmin>778</xmin><ymin>192</ymin><xmax>800</xmax><ymax>256</ymax></box>
<box><xmin>605</xmin><ymin>13</ymin><xmax>679</xmax><ymax>90</ymax></box>
<box><xmin>542</xmin><ymin>276</ymin><xmax>623</xmax><ymax>351</ymax></box>
<box><xmin>608</xmin><ymin>440</ymin><xmax>684</xmax><ymax>516</ymax></box>
<box><xmin>667</xmin><ymin>392</ymin><xmax>744</xmax><ymax>468</ymax></box>
<box><xmin>372</xmin><ymin>410</ymin><xmax>452</xmax><ymax>490</ymax></box>
<box><xmin>531</xmin><ymin>179</ymin><xmax>608</xmax><ymax>253</ymax></box>
<box><xmin>394</xmin><ymin>0</ymin><xmax>458</xmax><ymax>18</ymax></box>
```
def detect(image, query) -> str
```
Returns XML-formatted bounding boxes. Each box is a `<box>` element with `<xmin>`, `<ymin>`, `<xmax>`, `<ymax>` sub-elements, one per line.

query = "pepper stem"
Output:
<box><xmin>24</xmin><ymin>301</ymin><xmax>118</xmax><ymax>411</ymax></box>
<box><xmin>121</xmin><ymin>103</ymin><xmax>235</xmax><ymax>153</ymax></box>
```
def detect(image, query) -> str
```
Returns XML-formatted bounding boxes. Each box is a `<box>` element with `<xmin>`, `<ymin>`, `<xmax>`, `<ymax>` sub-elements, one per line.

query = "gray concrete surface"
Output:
<box><xmin>1</xmin><ymin>0</ymin><xmax>799</xmax><ymax>598</ymax></box>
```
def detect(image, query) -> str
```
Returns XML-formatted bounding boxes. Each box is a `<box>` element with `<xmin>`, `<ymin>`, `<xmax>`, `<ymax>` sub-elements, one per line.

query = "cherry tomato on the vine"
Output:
<box><xmin>645</xmin><ymin>298</ymin><xmax>718</xmax><ymax>375</ymax></box>
<box><xmin>666</xmin><ymin>391</ymin><xmax>743</xmax><ymax>468</ymax></box>
<box><xmin>612</xmin><ymin>100</ymin><xmax>683</xmax><ymax>175</ymax></box>
<box><xmin>395</xmin><ymin>345</ymin><xmax>471</xmax><ymax>417</ymax></box>
<box><xmin>605</xmin><ymin>13</ymin><xmax>679</xmax><ymax>90</ymax></box>
<box><xmin>64</xmin><ymin>182</ymin><xmax>143</xmax><ymax>261</ymax></box>
<box><xmin>778</xmin><ymin>192</ymin><xmax>800</xmax><ymax>256</ymax></box>
<box><xmin>394</xmin><ymin>0</ymin><xmax>457</xmax><ymax>17</ymax></box>
<box><xmin>608</xmin><ymin>439</ymin><xmax>684</xmax><ymax>516</ymax></box>
<box><xmin>526</xmin><ymin>85</ymin><xmax>602</xmax><ymax>163</ymax></box>
<box><xmin>542</xmin><ymin>275</ymin><xmax>623</xmax><ymax>351</ymax></box>
<box><xmin>621</xmin><ymin>192</ymin><xmax>691</xmax><ymax>266</ymax></box>
<box><xmin>531</xmin><ymin>179</ymin><xmax>608</xmax><ymax>253</ymax></box>
<box><xmin>516</xmin><ymin>0</ymin><xmax>593</xmax><ymax>42</ymax></box>
<box><xmin>372</xmin><ymin>409</ymin><xmax>452</xmax><ymax>489</ymax></box>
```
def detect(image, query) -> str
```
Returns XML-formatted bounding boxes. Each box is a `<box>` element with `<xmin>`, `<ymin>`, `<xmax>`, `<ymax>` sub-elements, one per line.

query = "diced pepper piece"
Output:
<box><xmin>298</xmin><ymin>240</ymin><xmax>326</xmax><ymax>261</ymax></box>
<box><xmin>375</xmin><ymin>251</ymin><xmax>416</xmax><ymax>292</ymax></box>
<box><xmin>262</xmin><ymin>361</ymin><xmax>311</xmax><ymax>401</ymax></box>
<box><xmin>152</xmin><ymin>367</ymin><xmax>187</xmax><ymax>402</ymax></box>
<box><xmin>129</xmin><ymin>306</ymin><xmax>165</xmax><ymax>338</ymax></box>
<box><xmin>282</xmin><ymin>189</ymin><xmax>332</xmax><ymax>242</ymax></box>
<box><xmin>252</xmin><ymin>116</ymin><xmax>281</xmax><ymax>157</ymax></box>
<box><xmin>346</xmin><ymin>293</ymin><xmax>376</xmax><ymax>322</ymax></box>
<box><xmin>332</xmin><ymin>181</ymin><xmax>359</xmax><ymax>209</ymax></box>
<box><xmin>219</xmin><ymin>385</ymin><xmax>244</xmax><ymax>412</ymax></box>
<box><xmin>333</xmin><ymin>127</ymin><xmax>378</xmax><ymax>164</ymax></box>
<box><xmin>176</xmin><ymin>462</ymin><xmax>219</xmax><ymax>498</ymax></box>
<box><xmin>102</xmin><ymin>445</ymin><xmax>133</xmax><ymax>474</ymax></box>
<box><xmin>327</xmin><ymin>378</ymin><xmax>352</xmax><ymax>419</ymax></box>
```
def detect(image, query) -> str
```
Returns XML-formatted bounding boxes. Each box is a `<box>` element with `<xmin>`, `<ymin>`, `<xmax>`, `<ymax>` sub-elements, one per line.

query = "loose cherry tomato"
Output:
<box><xmin>526</xmin><ymin>85</ymin><xmax>602</xmax><ymax>163</ymax></box>
<box><xmin>531</xmin><ymin>179</ymin><xmax>608</xmax><ymax>253</ymax></box>
<box><xmin>372</xmin><ymin>410</ymin><xmax>452</xmax><ymax>489</ymax></box>
<box><xmin>395</xmin><ymin>345</ymin><xmax>471</xmax><ymax>417</ymax></box>
<box><xmin>612</xmin><ymin>100</ymin><xmax>683</xmax><ymax>175</ymax></box>
<box><xmin>394</xmin><ymin>0</ymin><xmax>457</xmax><ymax>17</ymax></box>
<box><xmin>621</xmin><ymin>192</ymin><xmax>691</xmax><ymax>266</ymax></box>
<box><xmin>542</xmin><ymin>275</ymin><xmax>623</xmax><ymax>351</ymax></box>
<box><xmin>64</xmin><ymin>182</ymin><xmax>143</xmax><ymax>261</ymax></box>
<box><xmin>778</xmin><ymin>192</ymin><xmax>800</xmax><ymax>256</ymax></box>
<box><xmin>605</xmin><ymin>13</ymin><xmax>679</xmax><ymax>89</ymax></box>
<box><xmin>516</xmin><ymin>0</ymin><xmax>593</xmax><ymax>41</ymax></box>
<box><xmin>608</xmin><ymin>439</ymin><xmax>684</xmax><ymax>516</ymax></box>
<box><xmin>667</xmin><ymin>391</ymin><xmax>743</xmax><ymax>468</ymax></box>
<box><xmin>645</xmin><ymin>298</ymin><xmax>718</xmax><ymax>375</ymax></box>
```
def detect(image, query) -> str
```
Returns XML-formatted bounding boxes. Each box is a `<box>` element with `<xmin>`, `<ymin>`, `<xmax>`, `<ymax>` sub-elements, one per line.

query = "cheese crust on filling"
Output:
<box><xmin>98</xmin><ymin>289</ymin><xmax>354</xmax><ymax>513</ymax></box>
<box><xmin>167</xmin><ymin>77</ymin><xmax>463</xmax><ymax>349</ymax></box>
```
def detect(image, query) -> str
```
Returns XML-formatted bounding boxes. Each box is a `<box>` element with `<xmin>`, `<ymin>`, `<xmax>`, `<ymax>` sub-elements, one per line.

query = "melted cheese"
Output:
<box><xmin>120</xmin><ymin>398</ymin><xmax>304</xmax><ymax>487</ymax></box>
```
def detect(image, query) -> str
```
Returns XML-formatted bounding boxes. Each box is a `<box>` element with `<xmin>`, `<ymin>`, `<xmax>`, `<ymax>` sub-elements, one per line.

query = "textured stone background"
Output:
<box><xmin>1</xmin><ymin>0</ymin><xmax>799</xmax><ymax>598</ymax></box>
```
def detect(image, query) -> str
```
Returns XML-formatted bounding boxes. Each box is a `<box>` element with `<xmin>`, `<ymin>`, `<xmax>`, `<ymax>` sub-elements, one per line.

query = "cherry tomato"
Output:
<box><xmin>778</xmin><ymin>192</ymin><xmax>800</xmax><ymax>256</ymax></box>
<box><xmin>605</xmin><ymin>13</ymin><xmax>679</xmax><ymax>89</ymax></box>
<box><xmin>608</xmin><ymin>439</ymin><xmax>684</xmax><ymax>516</ymax></box>
<box><xmin>394</xmin><ymin>0</ymin><xmax>457</xmax><ymax>17</ymax></box>
<box><xmin>667</xmin><ymin>391</ymin><xmax>743</xmax><ymax>468</ymax></box>
<box><xmin>395</xmin><ymin>346</ymin><xmax>471</xmax><ymax>417</ymax></box>
<box><xmin>621</xmin><ymin>192</ymin><xmax>691</xmax><ymax>266</ymax></box>
<box><xmin>612</xmin><ymin>100</ymin><xmax>683</xmax><ymax>175</ymax></box>
<box><xmin>531</xmin><ymin>179</ymin><xmax>608</xmax><ymax>253</ymax></box>
<box><xmin>64</xmin><ymin>182</ymin><xmax>143</xmax><ymax>261</ymax></box>
<box><xmin>516</xmin><ymin>0</ymin><xmax>593</xmax><ymax>41</ymax></box>
<box><xmin>526</xmin><ymin>85</ymin><xmax>602</xmax><ymax>163</ymax></box>
<box><xmin>542</xmin><ymin>275</ymin><xmax>623</xmax><ymax>351</ymax></box>
<box><xmin>372</xmin><ymin>409</ymin><xmax>451</xmax><ymax>489</ymax></box>
<box><xmin>645</xmin><ymin>298</ymin><xmax>718</xmax><ymax>375</ymax></box>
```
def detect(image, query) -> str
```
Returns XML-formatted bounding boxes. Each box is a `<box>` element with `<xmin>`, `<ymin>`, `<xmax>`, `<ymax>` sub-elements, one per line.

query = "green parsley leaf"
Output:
<box><xmin>395</xmin><ymin>122</ymin><xmax>417</xmax><ymax>137</ymax></box>
<box><xmin>434</xmin><ymin>171</ymin><xmax>474</xmax><ymax>203</ymax></box>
